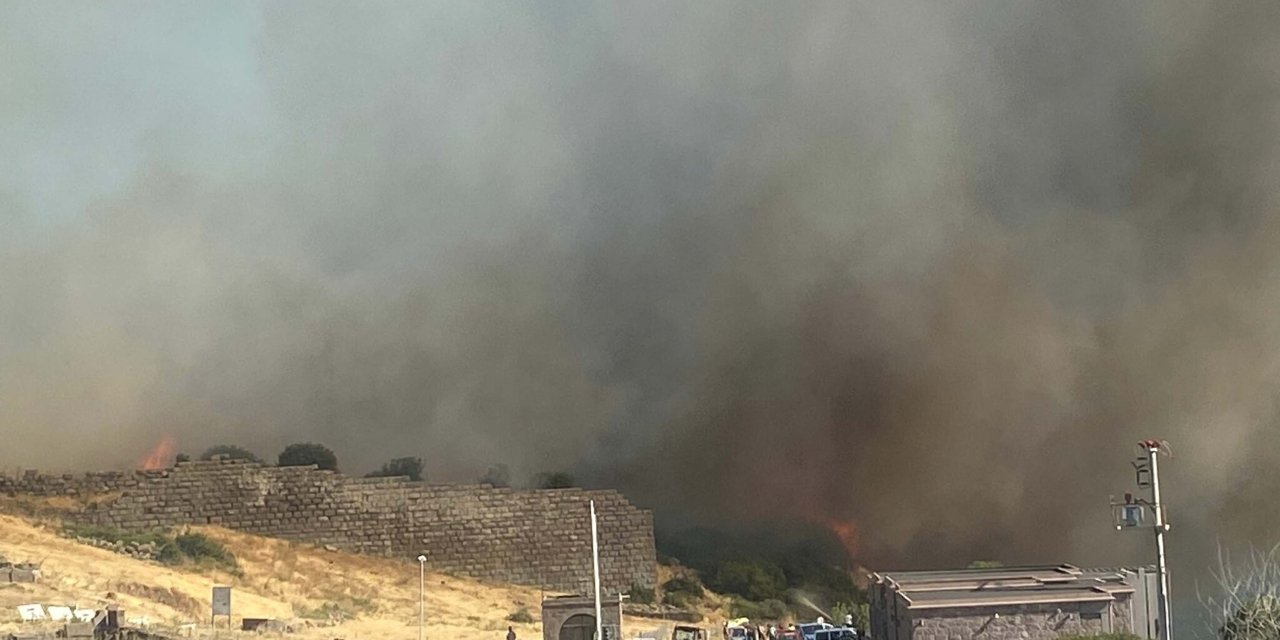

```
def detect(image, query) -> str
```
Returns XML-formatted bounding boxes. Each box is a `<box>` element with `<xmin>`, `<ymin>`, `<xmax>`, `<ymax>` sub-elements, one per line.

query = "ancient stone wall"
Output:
<box><xmin>0</xmin><ymin>460</ymin><xmax>656</xmax><ymax>594</ymax></box>
<box><xmin>0</xmin><ymin>469</ymin><xmax>157</xmax><ymax>496</ymax></box>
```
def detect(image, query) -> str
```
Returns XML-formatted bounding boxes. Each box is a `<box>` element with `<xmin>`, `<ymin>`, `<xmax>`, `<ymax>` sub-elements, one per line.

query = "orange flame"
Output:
<box><xmin>138</xmin><ymin>435</ymin><xmax>177</xmax><ymax>470</ymax></box>
<box><xmin>825</xmin><ymin>519</ymin><xmax>860</xmax><ymax>560</ymax></box>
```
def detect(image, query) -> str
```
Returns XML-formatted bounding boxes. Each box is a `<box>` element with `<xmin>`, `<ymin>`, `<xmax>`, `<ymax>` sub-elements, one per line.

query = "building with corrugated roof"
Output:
<box><xmin>869</xmin><ymin>565</ymin><xmax>1159</xmax><ymax>640</ymax></box>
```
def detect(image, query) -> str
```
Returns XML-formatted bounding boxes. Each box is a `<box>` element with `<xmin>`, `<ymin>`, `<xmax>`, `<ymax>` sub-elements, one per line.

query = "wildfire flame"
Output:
<box><xmin>138</xmin><ymin>435</ymin><xmax>177</xmax><ymax>470</ymax></box>
<box><xmin>825</xmin><ymin>518</ymin><xmax>860</xmax><ymax>561</ymax></box>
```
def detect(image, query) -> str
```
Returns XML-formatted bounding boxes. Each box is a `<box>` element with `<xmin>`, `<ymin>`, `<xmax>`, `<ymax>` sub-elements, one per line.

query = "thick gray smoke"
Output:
<box><xmin>4</xmin><ymin>0</ymin><xmax>1280</xmax><ymax>619</ymax></box>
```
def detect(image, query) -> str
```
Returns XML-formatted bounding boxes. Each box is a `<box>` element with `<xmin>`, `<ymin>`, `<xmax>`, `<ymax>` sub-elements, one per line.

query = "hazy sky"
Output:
<box><xmin>4</xmin><ymin>4</ymin><xmax>1280</xmax><ymax>628</ymax></box>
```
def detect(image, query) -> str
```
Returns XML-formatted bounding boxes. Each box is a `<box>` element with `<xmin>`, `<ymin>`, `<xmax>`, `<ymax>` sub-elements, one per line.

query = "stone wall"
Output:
<box><xmin>0</xmin><ymin>460</ymin><xmax>656</xmax><ymax>594</ymax></box>
<box><xmin>907</xmin><ymin>598</ymin><xmax>1133</xmax><ymax>640</ymax></box>
<box><xmin>0</xmin><ymin>469</ymin><xmax>158</xmax><ymax>497</ymax></box>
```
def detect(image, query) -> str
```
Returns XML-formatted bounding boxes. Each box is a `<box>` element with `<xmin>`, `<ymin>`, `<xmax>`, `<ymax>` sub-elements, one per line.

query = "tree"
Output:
<box><xmin>277</xmin><ymin>442</ymin><xmax>339</xmax><ymax>471</ymax></box>
<box><xmin>1205</xmin><ymin>543</ymin><xmax>1280</xmax><ymax>640</ymax></box>
<box><xmin>200</xmin><ymin>444</ymin><xmax>262</xmax><ymax>463</ymax></box>
<box><xmin>366</xmin><ymin>457</ymin><xmax>424</xmax><ymax>481</ymax></box>
<box><xmin>708</xmin><ymin>559</ymin><xmax>788</xmax><ymax>602</ymax></box>
<box><xmin>536</xmin><ymin>471</ymin><xmax>575</xmax><ymax>489</ymax></box>
<box><xmin>832</xmin><ymin>602</ymin><xmax>870</xmax><ymax>633</ymax></box>
<box><xmin>480</xmin><ymin>464</ymin><xmax>511</xmax><ymax>488</ymax></box>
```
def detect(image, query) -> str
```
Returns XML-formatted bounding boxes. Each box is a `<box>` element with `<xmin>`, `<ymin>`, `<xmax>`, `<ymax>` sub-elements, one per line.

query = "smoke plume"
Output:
<box><xmin>4</xmin><ymin>0</ymin><xmax>1280</xmax><ymax>619</ymax></box>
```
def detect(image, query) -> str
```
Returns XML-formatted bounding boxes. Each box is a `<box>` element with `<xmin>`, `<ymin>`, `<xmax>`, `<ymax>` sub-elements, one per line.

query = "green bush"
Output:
<box><xmin>709</xmin><ymin>559</ymin><xmax>788</xmax><ymax>602</ymax></box>
<box><xmin>730</xmin><ymin>598</ymin><xmax>788</xmax><ymax>620</ymax></box>
<box><xmin>65</xmin><ymin>525</ymin><xmax>236</xmax><ymax>572</ymax></box>
<box><xmin>366</xmin><ymin>457</ymin><xmax>425</xmax><ymax>481</ymax></box>
<box><xmin>662</xmin><ymin>575</ymin><xmax>705</xmax><ymax>608</ymax></box>
<box><xmin>200</xmin><ymin>445</ymin><xmax>262</xmax><ymax>463</ymax></box>
<box><xmin>175</xmin><ymin>532</ymin><xmax>237</xmax><ymax>569</ymax></box>
<box><xmin>629</xmin><ymin>583</ymin><xmax>656</xmax><ymax>605</ymax></box>
<box><xmin>657</xmin><ymin>525</ymin><xmax>865</xmax><ymax>608</ymax></box>
<box><xmin>507</xmin><ymin>607</ymin><xmax>535</xmax><ymax>623</ymax></box>
<box><xmin>831</xmin><ymin>602</ymin><xmax>869</xmax><ymax>631</ymax></box>
<box><xmin>278</xmin><ymin>442</ymin><xmax>339</xmax><ymax>471</ymax></box>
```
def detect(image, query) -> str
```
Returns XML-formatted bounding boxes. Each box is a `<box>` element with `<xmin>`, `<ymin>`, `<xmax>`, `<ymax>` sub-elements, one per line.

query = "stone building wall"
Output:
<box><xmin>907</xmin><ymin>598</ymin><xmax>1134</xmax><ymax>640</ymax></box>
<box><xmin>0</xmin><ymin>460</ymin><xmax>656</xmax><ymax>594</ymax></box>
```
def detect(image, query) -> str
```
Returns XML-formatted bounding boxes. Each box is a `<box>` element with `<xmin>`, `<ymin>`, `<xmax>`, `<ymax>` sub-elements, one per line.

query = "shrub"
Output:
<box><xmin>200</xmin><ymin>445</ymin><xmax>262</xmax><ymax>463</ymax></box>
<box><xmin>366</xmin><ymin>456</ymin><xmax>424</xmax><ymax>481</ymax></box>
<box><xmin>1222</xmin><ymin>597</ymin><xmax>1280</xmax><ymax>640</ymax></box>
<box><xmin>629</xmin><ymin>583</ymin><xmax>656</xmax><ymax>605</ymax></box>
<box><xmin>536</xmin><ymin>471</ymin><xmax>575</xmax><ymax>489</ymax></box>
<box><xmin>506</xmin><ymin>607</ymin><xmax>535</xmax><ymax>624</ymax></box>
<box><xmin>175</xmin><ymin>533</ymin><xmax>237</xmax><ymax>570</ymax></box>
<box><xmin>831</xmin><ymin>602</ymin><xmax>869</xmax><ymax>631</ymax></box>
<box><xmin>278</xmin><ymin>442</ymin><xmax>339</xmax><ymax>471</ymax></box>
<box><xmin>662</xmin><ymin>575</ymin><xmax>705</xmax><ymax>608</ymax></box>
<box><xmin>64</xmin><ymin>525</ymin><xmax>236</xmax><ymax>572</ymax></box>
<box><xmin>731</xmin><ymin>598</ymin><xmax>788</xmax><ymax>620</ymax></box>
<box><xmin>708</xmin><ymin>559</ymin><xmax>788</xmax><ymax>602</ymax></box>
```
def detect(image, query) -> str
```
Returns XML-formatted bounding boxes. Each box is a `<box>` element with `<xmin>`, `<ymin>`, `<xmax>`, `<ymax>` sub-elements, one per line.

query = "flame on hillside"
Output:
<box><xmin>138</xmin><ymin>435</ymin><xmax>177</xmax><ymax>470</ymax></box>
<box><xmin>824</xmin><ymin>518</ymin><xmax>859</xmax><ymax>561</ymax></box>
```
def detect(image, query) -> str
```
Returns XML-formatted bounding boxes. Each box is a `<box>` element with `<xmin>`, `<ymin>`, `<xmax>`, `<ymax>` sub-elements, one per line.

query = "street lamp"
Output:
<box><xmin>417</xmin><ymin>554</ymin><xmax>428</xmax><ymax>640</ymax></box>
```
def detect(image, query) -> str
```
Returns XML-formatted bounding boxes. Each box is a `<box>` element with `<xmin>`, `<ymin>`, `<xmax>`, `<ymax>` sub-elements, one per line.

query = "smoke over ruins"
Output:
<box><xmin>4</xmin><ymin>0</ymin><xmax>1280</xmax><ymax>603</ymax></box>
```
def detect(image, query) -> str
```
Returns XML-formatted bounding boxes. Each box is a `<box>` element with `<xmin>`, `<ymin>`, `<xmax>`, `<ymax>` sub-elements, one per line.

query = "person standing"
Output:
<box><xmin>508</xmin><ymin>626</ymin><xmax>517</xmax><ymax>640</ymax></box>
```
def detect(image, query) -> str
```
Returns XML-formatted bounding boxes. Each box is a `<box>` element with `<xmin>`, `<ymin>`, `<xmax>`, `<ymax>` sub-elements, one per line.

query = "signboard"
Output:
<box><xmin>212</xmin><ymin>586</ymin><xmax>231</xmax><ymax>616</ymax></box>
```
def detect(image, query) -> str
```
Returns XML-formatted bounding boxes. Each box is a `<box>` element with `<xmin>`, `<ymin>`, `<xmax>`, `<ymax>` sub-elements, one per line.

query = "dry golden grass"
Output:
<box><xmin>0</xmin><ymin>514</ymin><xmax>695</xmax><ymax>640</ymax></box>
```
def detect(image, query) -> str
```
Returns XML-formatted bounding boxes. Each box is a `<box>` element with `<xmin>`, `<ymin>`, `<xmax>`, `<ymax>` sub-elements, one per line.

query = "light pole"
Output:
<box><xmin>417</xmin><ymin>554</ymin><xmax>427</xmax><ymax>640</ymax></box>
<box><xmin>1145</xmin><ymin>442</ymin><xmax>1172</xmax><ymax>640</ymax></box>
<box><xmin>590</xmin><ymin>500</ymin><xmax>603</xmax><ymax>640</ymax></box>
<box><xmin>1110</xmin><ymin>440</ymin><xmax>1172</xmax><ymax>640</ymax></box>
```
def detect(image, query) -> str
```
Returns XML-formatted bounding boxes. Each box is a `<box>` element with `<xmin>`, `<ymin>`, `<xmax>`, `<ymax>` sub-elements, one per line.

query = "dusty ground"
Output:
<box><xmin>0</xmin><ymin>513</ymin><xmax>705</xmax><ymax>640</ymax></box>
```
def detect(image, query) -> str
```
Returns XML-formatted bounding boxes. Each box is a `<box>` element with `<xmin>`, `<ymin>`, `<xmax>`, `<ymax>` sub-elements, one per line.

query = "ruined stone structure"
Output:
<box><xmin>0</xmin><ymin>460</ymin><xmax>657</xmax><ymax>594</ymax></box>
<box><xmin>870</xmin><ymin>565</ymin><xmax>1159</xmax><ymax>640</ymax></box>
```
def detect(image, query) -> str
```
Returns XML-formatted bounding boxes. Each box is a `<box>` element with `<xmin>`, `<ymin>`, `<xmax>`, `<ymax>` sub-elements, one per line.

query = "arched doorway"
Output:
<box><xmin>559</xmin><ymin>614</ymin><xmax>597</xmax><ymax>640</ymax></box>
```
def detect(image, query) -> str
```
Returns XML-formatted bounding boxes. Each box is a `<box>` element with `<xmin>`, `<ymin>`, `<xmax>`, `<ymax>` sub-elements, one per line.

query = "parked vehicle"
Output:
<box><xmin>728</xmin><ymin>626</ymin><xmax>759</xmax><ymax>640</ymax></box>
<box><xmin>798</xmin><ymin>622</ymin><xmax>833</xmax><ymax>640</ymax></box>
<box><xmin>674</xmin><ymin>626</ymin><xmax>707</xmax><ymax>640</ymax></box>
<box><xmin>813</xmin><ymin>628</ymin><xmax>858</xmax><ymax>640</ymax></box>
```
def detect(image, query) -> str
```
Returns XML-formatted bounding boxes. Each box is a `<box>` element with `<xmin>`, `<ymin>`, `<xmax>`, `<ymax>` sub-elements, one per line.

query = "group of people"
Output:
<box><xmin>722</xmin><ymin>614</ymin><xmax>858</xmax><ymax>640</ymax></box>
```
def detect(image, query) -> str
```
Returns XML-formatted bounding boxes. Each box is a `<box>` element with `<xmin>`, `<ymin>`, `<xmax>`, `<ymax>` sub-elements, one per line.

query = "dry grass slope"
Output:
<box><xmin>0</xmin><ymin>513</ymin><xmax>547</xmax><ymax>640</ymax></box>
<box><xmin>0</xmin><ymin>513</ymin><xmax>711</xmax><ymax>640</ymax></box>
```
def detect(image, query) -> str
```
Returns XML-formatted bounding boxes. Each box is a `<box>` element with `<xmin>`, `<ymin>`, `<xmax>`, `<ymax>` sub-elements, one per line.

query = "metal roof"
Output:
<box><xmin>873</xmin><ymin>564</ymin><xmax>1144</xmax><ymax>610</ymax></box>
<box><xmin>901</xmin><ymin>588</ymin><xmax>1119</xmax><ymax>610</ymax></box>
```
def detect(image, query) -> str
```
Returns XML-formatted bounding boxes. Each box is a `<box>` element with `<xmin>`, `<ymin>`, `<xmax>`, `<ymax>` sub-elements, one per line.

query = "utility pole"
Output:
<box><xmin>591</xmin><ymin>500</ymin><xmax>604</xmax><ymax>640</ymax></box>
<box><xmin>1146</xmin><ymin>441</ymin><xmax>1173</xmax><ymax>640</ymax></box>
<box><xmin>418</xmin><ymin>554</ymin><xmax>428</xmax><ymax>640</ymax></box>
<box><xmin>1111</xmin><ymin>440</ymin><xmax>1172</xmax><ymax>640</ymax></box>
